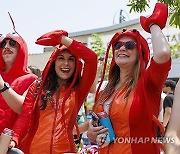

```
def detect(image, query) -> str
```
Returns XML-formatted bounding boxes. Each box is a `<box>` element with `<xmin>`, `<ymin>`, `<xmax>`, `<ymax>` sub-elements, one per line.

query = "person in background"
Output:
<box><xmin>9</xmin><ymin>30</ymin><xmax>97</xmax><ymax>153</ymax></box>
<box><xmin>28</xmin><ymin>65</ymin><xmax>41</xmax><ymax>79</ymax></box>
<box><xmin>87</xmin><ymin>2</ymin><xmax>171</xmax><ymax>154</ymax></box>
<box><xmin>162</xmin><ymin>79</ymin><xmax>176</xmax><ymax>130</ymax></box>
<box><xmin>165</xmin><ymin>79</ymin><xmax>180</xmax><ymax>154</ymax></box>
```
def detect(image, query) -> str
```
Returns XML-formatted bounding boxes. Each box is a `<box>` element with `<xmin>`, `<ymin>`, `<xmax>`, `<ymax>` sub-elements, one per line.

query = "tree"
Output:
<box><xmin>127</xmin><ymin>0</ymin><xmax>180</xmax><ymax>29</ymax></box>
<box><xmin>90</xmin><ymin>33</ymin><xmax>105</xmax><ymax>57</ymax></box>
<box><xmin>170</xmin><ymin>35</ymin><xmax>180</xmax><ymax>58</ymax></box>
<box><xmin>90</xmin><ymin>33</ymin><xmax>111</xmax><ymax>80</ymax></box>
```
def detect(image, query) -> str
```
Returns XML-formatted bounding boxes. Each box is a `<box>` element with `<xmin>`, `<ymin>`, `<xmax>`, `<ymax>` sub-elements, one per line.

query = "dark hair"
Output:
<box><xmin>164</xmin><ymin>79</ymin><xmax>176</xmax><ymax>91</ymax></box>
<box><xmin>39</xmin><ymin>61</ymin><xmax>80</xmax><ymax>110</ymax></box>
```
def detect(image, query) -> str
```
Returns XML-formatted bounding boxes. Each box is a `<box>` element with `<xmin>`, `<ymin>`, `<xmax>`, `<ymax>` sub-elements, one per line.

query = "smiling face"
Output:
<box><xmin>1</xmin><ymin>39</ymin><xmax>20</xmax><ymax>66</ymax></box>
<box><xmin>114</xmin><ymin>36</ymin><xmax>138</xmax><ymax>70</ymax></box>
<box><xmin>55</xmin><ymin>50</ymin><xmax>76</xmax><ymax>83</ymax></box>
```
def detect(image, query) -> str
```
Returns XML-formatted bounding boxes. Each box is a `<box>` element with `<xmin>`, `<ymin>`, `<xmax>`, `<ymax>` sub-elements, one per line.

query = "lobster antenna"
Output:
<box><xmin>8</xmin><ymin>12</ymin><xmax>22</xmax><ymax>36</ymax></box>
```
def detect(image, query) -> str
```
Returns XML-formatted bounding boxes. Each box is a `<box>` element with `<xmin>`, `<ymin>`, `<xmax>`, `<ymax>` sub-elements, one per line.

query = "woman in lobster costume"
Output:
<box><xmin>87</xmin><ymin>2</ymin><xmax>171</xmax><ymax>154</ymax></box>
<box><xmin>10</xmin><ymin>30</ymin><xmax>97</xmax><ymax>153</ymax></box>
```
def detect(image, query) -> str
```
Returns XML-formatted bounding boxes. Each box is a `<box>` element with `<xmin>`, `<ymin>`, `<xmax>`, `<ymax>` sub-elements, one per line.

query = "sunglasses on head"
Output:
<box><xmin>114</xmin><ymin>41</ymin><xmax>137</xmax><ymax>50</ymax></box>
<box><xmin>0</xmin><ymin>40</ymin><xmax>17</xmax><ymax>48</ymax></box>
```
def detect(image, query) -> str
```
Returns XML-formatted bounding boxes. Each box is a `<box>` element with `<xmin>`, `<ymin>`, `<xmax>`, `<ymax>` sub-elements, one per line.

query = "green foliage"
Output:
<box><xmin>127</xmin><ymin>0</ymin><xmax>150</xmax><ymax>13</ymax></box>
<box><xmin>127</xmin><ymin>0</ymin><xmax>180</xmax><ymax>29</ymax></box>
<box><xmin>90</xmin><ymin>33</ymin><xmax>112</xmax><ymax>80</ymax></box>
<box><xmin>170</xmin><ymin>42</ymin><xmax>180</xmax><ymax>59</ymax></box>
<box><xmin>90</xmin><ymin>33</ymin><xmax>105</xmax><ymax>56</ymax></box>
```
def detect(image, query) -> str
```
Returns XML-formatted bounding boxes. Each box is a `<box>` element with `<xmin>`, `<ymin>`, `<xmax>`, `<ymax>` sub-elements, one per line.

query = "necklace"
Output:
<box><xmin>49</xmin><ymin>89</ymin><xmax>60</xmax><ymax>111</ymax></box>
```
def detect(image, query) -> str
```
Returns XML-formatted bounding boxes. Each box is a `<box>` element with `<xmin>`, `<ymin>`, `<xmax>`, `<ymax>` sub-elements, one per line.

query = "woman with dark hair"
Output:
<box><xmin>87</xmin><ymin>2</ymin><xmax>171</xmax><ymax>154</ymax></box>
<box><xmin>8</xmin><ymin>30</ymin><xmax>97</xmax><ymax>153</ymax></box>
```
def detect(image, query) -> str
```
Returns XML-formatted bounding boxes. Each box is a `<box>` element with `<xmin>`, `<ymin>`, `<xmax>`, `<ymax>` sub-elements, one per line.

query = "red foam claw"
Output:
<box><xmin>35</xmin><ymin>30</ymin><xmax>68</xmax><ymax>46</ymax></box>
<box><xmin>140</xmin><ymin>2</ymin><xmax>168</xmax><ymax>33</ymax></box>
<box><xmin>35</xmin><ymin>38</ymin><xmax>56</xmax><ymax>46</ymax></box>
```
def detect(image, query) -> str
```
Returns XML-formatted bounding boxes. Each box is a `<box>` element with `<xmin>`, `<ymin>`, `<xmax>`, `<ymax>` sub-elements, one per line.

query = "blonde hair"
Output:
<box><xmin>94</xmin><ymin>57</ymin><xmax>140</xmax><ymax>109</ymax></box>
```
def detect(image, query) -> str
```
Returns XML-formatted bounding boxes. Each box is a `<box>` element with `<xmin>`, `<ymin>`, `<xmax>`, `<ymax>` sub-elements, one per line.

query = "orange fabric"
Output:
<box><xmin>29</xmin><ymin>86</ymin><xmax>76</xmax><ymax>153</ymax></box>
<box><xmin>95</xmin><ymin>88</ymin><xmax>134</xmax><ymax>154</ymax></box>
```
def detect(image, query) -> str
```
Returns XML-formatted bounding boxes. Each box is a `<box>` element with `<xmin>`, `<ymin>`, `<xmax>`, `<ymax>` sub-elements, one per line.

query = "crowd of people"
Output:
<box><xmin>0</xmin><ymin>2</ymin><xmax>179</xmax><ymax>154</ymax></box>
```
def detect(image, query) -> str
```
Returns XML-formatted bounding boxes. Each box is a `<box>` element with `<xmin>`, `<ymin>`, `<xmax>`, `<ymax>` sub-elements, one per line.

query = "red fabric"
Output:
<box><xmin>35</xmin><ymin>30</ymin><xmax>68</xmax><ymax>46</ymax></box>
<box><xmin>12</xmin><ymin>40</ymin><xmax>97</xmax><ymax>153</ymax></box>
<box><xmin>0</xmin><ymin>33</ymin><xmax>37</xmax><ymax>133</ymax></box>
<box><xmin>95</xmin><ymin>58</ymin><xmax>171</xmax><ymax>154</ymax></box>
<box><xmin>140</xmin><ymin>2</ymin><xmax>168</xmax><ymax>33</ymax></box>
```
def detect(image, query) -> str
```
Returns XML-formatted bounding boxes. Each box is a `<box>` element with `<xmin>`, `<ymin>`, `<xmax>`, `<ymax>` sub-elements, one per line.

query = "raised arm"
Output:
<box><xmin>140</xmin><ymin>2</ymin><xmax>171</xmax><ymax>64</ymax></box>
<box><xmin>150</xmin><ymin>25</ymin><xmax>171</xmax><ymax>63</ymax></box>
<box><xmin>65</xmin><ymin>37</ymin><xmax>97</xmax><ymax>104</ymax></box>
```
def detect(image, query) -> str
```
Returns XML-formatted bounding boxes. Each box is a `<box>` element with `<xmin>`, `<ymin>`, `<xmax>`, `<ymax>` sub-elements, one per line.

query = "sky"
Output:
<box><xmin>0</xmin><ymin>0</ymin><xmax>157</xmax><ymax>54</ymax></box>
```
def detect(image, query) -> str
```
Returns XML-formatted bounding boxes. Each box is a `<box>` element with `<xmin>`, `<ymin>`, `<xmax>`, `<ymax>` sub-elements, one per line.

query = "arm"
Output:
<box><xmin>165</xmin><ymin>80</ymin><xmax>180</xmax><ymax>154</ymax></box>
<box><xmin>60</xmin><ymin>35</ymin><xmax>72</xmax><ymax>47</ymax></box>
<box><xmin>140</xmin><ymin>2</ymin><xmax>171</xmax><ymax>117</ymax></box>
<box><xmin>163</xmin><ymin>96</ymin><xmax>173</xmax><ymax>128</ymax></box>
<box><xmin>12</xmin><ymin>82</ymin><xmax>37</xmax><ymax>147</ymax></box>
<box><xmin>89</xmin><ymin>60</ymin><xmax>104</xmax><ymax>94</ymax></box>
<box><xmin>0</xmin><ymin>74</ymin><xmax>36</xmax><ymax>114</ymax></box>
<box><xmin>140</xmin><ymin>2</ymin><xmax>170</xmax><ymax>64</ymax></box>
<box><xmin>163</xmin><ymin>107</ymin><xmax>172</xmax><ymax>128</ymax></box>
<box><xmin>150</xmin><ymin>25</ymin><xmax>171</xmax><ymax>64</ymax></box>
<box><xmin>65</xmin><ymin>37</ymin><xmax>97</xmax><ymax>105</ymax></box>
<box><xmin>0</xmin><ymin>75</ymin><xmax>25</xmax><ymax>114</ymax></box>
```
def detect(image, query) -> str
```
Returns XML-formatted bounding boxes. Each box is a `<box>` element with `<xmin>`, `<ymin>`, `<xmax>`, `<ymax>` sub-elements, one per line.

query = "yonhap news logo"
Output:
<box><xmin>113</xmin><ymin>137</ymin><xmax>175</xmax><ymax>144</ymax></box>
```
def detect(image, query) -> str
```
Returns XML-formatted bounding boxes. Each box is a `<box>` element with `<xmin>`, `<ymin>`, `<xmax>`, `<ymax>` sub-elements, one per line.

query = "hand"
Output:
<box><xmin>96</xmin><ymin>132</ymin><xmax>110</xmax><ymax>148</ymax></box>
<box><xmin>87</xmin><ymin>120</ymin><xmax>108</xmax><ymax>143</ymax></box>
<box><xmin>140</xmin><ymin>2</ymin><xmax>168</xmax><ymax>33</ymax></box>
<box><xmin>35</xmin><ymin>30</ymin><xmax>68</xmax><ymax>46</ymax></box>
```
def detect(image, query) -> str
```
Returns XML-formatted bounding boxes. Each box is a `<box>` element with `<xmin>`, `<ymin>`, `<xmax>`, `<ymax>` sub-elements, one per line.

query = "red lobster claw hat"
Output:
<box><xmin>96</xmin><ymin>29</ymin><xmax>150</xmax><ymax>98</ymax></box>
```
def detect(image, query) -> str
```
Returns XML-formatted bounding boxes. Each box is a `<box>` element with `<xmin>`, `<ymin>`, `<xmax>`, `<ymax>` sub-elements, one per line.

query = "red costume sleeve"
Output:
<box><xmin>12</xmin><ymin>82</ymin><xmax>37</xmax><ymax>147</ymax></box>
<box><xmin>68</xmin><ymin>40</ymin><xmax>97</xmax><ymax>107</ymax></box>
<box><xmin>143</xmin><ymin>58</ymin><xmax>171</xmax><ymax>116</ymax></box>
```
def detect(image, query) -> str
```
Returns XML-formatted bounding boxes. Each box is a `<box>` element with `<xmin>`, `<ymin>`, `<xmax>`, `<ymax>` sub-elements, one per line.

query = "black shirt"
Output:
<box><xmin>163</xmin><ymin>93</ymin><xmax>174</xmax><ymax>114</ymax></box>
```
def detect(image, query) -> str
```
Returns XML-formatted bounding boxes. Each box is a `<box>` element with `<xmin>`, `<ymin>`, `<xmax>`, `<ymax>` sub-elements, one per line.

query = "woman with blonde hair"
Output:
<box><xmin>87</xmin><ymin>2</ymin><xmax>171</xmax><ymax>154</ymax></box>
